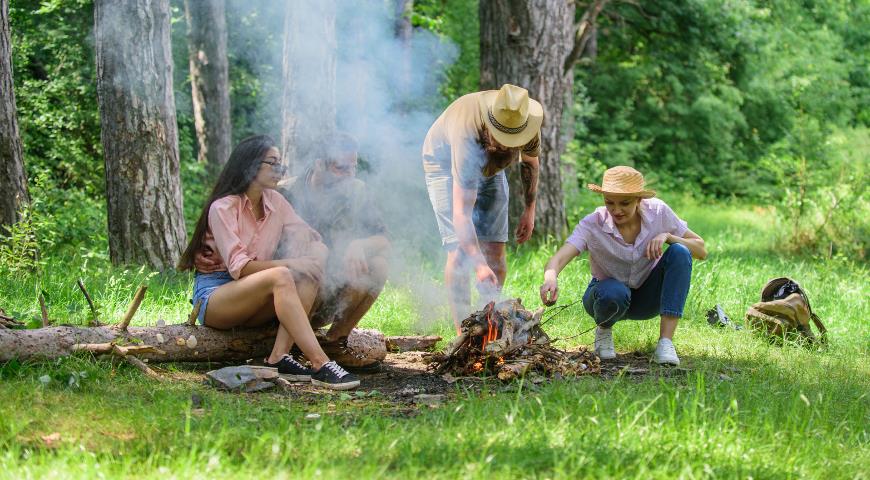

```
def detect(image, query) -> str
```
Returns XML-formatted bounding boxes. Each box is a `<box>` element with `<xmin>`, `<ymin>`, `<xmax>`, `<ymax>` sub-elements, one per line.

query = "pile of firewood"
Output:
<box><xmin>426</xmin><ymin>299</ymin><xmax>600</xmax><ymax>381</ymax></box>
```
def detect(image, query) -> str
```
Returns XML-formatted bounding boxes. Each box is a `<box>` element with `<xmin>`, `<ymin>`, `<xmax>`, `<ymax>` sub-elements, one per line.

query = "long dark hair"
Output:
<box><xmin>177</xmin><ymin>135</ymin><xmax>277</xmax><ymax>270</ymax></box>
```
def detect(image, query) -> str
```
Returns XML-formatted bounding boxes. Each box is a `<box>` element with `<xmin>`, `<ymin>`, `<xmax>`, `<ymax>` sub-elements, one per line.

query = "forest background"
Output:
<box><xmin>2</xmin><ymin>0</ymin><xmax>868</xmax><ymax>273</ymax></box>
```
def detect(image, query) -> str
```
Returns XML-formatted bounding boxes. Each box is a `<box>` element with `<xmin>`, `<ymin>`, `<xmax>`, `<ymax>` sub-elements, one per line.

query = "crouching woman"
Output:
<box><xmin>539</xmin><ymin>166</ymin><xmax>707</xmax><ymax>365</ymax></box>
<box><xmin>177</xmin><ymin>135</ymin><xmax>359</xmax><ymax>390</ymax></box>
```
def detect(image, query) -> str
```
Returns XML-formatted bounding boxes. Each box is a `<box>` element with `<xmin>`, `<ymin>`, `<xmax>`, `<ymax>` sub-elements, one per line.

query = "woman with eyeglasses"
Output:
<box><xmin>177</xmin><ymin>135</ymin><xmax>360</xmax><ymax>390</ymax></box>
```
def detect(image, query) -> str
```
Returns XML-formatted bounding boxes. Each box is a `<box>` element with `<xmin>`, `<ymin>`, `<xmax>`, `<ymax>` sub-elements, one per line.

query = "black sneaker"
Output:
<box><xmin>311</xmin><ymin>361</ymin><xmax>360</xmax><ymax>390</ymax></box>
<box><xmin>264</xmin><ymin>354</ymin><xmax>313</xmax><ymax>382</ymax></box>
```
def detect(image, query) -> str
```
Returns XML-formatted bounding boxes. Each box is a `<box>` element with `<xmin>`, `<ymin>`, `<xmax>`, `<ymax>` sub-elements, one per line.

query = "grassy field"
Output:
<box><xmin>0</xmin><ymin>200</ymin><xmax>868</xmax><ymax>479</ymax></box>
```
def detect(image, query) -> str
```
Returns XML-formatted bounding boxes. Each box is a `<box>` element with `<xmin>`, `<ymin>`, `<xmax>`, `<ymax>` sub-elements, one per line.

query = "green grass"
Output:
<box><xmin>1</xmin><ymin>201</ymin><xmax>868</xmax><ymax>479</ymax></box>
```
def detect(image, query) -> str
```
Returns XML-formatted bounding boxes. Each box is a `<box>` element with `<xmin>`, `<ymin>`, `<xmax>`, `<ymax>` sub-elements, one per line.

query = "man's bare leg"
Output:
<box><xmin>481</xmin><ymin>242</ymin><xmax>507</xmax><ymax>288</ymax></box>
<box><xmin>445</xmin><ymin>247</ymin><xmax>471</xmax><ymax>333</ymax></box>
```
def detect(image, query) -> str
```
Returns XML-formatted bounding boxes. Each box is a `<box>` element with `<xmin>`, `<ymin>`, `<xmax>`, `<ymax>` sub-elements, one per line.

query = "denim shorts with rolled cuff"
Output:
<box><xmin>424</xmin><ymin>167</ymin><xmax>509</xmax><ymax>250</ymax></box>
<box><xmin>191</xmin><ymin>271</ymin><xmax>233</xmax><ymax>325</ymax></box>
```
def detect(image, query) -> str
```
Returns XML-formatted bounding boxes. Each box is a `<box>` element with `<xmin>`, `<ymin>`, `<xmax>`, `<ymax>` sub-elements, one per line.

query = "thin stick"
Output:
<box><xmin>76</xmin><ymin>278</ymin><xmax>101</xmax><ymax>326</ymax></box>
<box><xmin>111</xmin><ymin>345</ymin><xmax>161</xmax><ymax>380</ymax></box>
<box><xmin>540</xmin><ymin>299</ymin><xmax>582</xmax><ymax>327</ymax></box>
<box><xmin>118</xmin><ymin>285</ymin><xmax>147</xmax><ymax>331</ymax></box>
<box><xmin>38</xmin><ymin>294</ymin><xmax>49</xmax><ymax>327</ymax></box>
<box><xmin>187</xmin><ymin>299</ymin><xmax>203</xmax><ymax>326</ymax></box>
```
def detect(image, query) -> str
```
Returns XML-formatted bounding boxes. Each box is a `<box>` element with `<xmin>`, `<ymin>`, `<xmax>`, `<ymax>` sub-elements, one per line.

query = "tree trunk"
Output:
<box><xmin>94</xmin><ymin>0</ymin><xmax>187</xmax><ymax>270</ymax></box>
<box><xmin>0</xmin><ymin>324</ymin><xmax>387</xmax><ymax>364</ymax></box>
<box><xmin>280</xmin><ymin>0</ymin><xmax>337</xmax><ymax>173</ymax></box>
<box><xmin>0</xmin><ymin>0</ymin><xmax>29</xmax><ymax>228</ymax></box>
<box><xmin>479</xmin><ymin>0</ymin><xmax>575</xmax><ymax>240</ymax></box>
<box><xmin>184</xmin><ymin>0</ymin><xmax>231</xmax><ymax>174</ymax></box>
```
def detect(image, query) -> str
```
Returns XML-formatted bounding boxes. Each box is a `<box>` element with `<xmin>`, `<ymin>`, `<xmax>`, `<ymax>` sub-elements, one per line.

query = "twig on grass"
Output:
<box><xmin>76</xmin><ymin>278</ymin><xmax>103</xmax><ymax>326</ymax></box>
<box><xmin>118</xmin><ymin>285</ymin><xmax>147</xmax><ymax>331</ymax></box>
<box><xmin>72</xmin><ymin>342</ymin><xmax>165</xmax><ymax>380</ymax></box>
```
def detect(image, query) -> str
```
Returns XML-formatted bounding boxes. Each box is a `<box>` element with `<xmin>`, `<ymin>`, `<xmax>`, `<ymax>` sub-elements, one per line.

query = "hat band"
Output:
<box><xmin>488</xmin><ymin>108</ymin><xmax>528</xmax><ymax>135</ymax></box>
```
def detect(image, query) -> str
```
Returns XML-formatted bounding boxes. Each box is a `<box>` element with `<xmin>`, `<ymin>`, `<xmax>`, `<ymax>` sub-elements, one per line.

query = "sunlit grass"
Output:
<box><xmin>0</xmin><ymin>201</ymin><xmax>868</xmax><ymax>479</ymax></box>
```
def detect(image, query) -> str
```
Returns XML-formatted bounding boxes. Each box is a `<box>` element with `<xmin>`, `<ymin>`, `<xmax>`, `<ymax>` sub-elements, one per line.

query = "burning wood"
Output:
<box><xmin>427</xmin><ymin>299</ymin><xmax>600</xmax><ymax>380</ymax></box>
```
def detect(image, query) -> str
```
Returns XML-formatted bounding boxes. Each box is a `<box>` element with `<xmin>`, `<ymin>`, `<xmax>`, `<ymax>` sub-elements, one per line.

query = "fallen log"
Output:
<box><xmin>0</xmin><ymin>324</ymin><xmax>386</xmax><ymax>364</ymax></box>
<box><xmin>385</xmin><ymin>335</ymin><xmax>442</xmax><ymax>352</ymax></box>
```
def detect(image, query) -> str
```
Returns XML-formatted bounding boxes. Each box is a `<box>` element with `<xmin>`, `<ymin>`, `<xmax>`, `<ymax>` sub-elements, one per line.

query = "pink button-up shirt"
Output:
<box><xmin>200</xmin><ymin>190</ymin><xmax>309</xmax><ymax>279</ymax></box>
<box><xmin>566</xmin><ymin>198</ymin><xmax>688</xmax><ymax>288</ymax></box>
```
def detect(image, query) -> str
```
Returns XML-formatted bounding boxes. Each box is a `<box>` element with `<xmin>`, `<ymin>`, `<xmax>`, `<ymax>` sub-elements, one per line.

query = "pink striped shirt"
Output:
<box><xmin>566</xmin><ymin>198</ymin><xmax>688</xmax><ymax>288</ymax></box>
<box><xmin>200</xmin><ymin>190</ymin><xmax>309</xmax><ymax>279</ymax></box>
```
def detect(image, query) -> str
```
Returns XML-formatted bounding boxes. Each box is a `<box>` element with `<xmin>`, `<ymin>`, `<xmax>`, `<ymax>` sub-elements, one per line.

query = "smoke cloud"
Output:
<box><xmin>223</xmin><ymin>0</ymin><xmax>460</xmax><ymax>330</ymax></box>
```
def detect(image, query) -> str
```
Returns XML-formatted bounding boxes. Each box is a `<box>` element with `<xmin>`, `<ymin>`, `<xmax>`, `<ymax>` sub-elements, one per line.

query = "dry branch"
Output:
<box><xmin>187</xmin><ymin>299</ymin><xmax>202</xmax><ymax>326</ymax></box>
<box><xmin>118</xmin><ymin>285</ymin><xmax>147</xmax><ymax>330</ymax></box>
<box><xmin>76</xmin><ymin>278</ymin><xmax>102</xmax><ymax>326</ymax></box>
<box><xmin>38</xmin><ymin>294</ymin><xmax>49</xmax><ymax>327</ymax></box>
<box><xmin>563</xmin><ymin>0</ymin><xmax>611</xmax><ymax>73</ymax></box>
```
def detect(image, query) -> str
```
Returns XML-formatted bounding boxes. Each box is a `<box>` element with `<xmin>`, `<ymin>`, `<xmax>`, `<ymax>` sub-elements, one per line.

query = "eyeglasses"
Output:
<box><xmin>261</xmin><ymin>160</ymin><xmax>287</xmax><ymax>173</ymax></box>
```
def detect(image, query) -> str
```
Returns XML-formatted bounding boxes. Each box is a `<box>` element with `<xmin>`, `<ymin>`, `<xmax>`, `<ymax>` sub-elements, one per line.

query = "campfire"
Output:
<box><xmin>427</xmin><ymin>299</ymin><xmax>600</xmax><ymax>381</ymax></box>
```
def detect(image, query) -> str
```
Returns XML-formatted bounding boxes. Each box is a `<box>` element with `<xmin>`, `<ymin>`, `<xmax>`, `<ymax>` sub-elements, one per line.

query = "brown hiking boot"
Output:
<box><xmin>320</xmin><ymin>336</ymin><xmax>381</xmax><ymax>371</ymax></box>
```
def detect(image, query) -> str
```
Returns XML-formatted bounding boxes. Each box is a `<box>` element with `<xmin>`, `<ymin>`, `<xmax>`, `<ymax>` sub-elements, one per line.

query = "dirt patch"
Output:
<box><xmin>162</xmin><ymin>349</ymin><xmax>690</xmax><ymax>404</ymax></box>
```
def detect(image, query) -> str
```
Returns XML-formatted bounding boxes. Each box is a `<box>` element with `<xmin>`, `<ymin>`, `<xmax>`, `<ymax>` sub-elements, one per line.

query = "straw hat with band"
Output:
<box><xmin>478</xmin><ymin>84</ymin><xmax>544</xmax><ymax>148</ymax></box>
<box><xmin>587</xmin><ymin>166</ymin><xmax>656</xmax><ymax>198</ymax></box>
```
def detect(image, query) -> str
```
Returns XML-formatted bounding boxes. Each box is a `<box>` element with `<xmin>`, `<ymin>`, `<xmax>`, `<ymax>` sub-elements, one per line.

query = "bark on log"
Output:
<box><xmin>0</xmin><ymin>0</ymin><xmax>30</xmax><ymax>227</ymax></box>
<box><xmin>385</xmin><ymin>335</ymin><xmax>442</xmax><ymax>352</ymax></box>
<box><xmin>0</xmin><ymin>325</ymin><xmax>386</xmax><ymax>364</ymax></box>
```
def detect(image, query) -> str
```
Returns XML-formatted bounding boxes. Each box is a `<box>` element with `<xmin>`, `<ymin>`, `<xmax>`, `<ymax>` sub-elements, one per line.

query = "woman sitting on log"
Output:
<box><xmin>539</xmin><ymin>166</ymin><xmax>707</xmax><ymax>366</ymax></box>
<box><xmin>178</xmin><ymin>135</ymin><xmax>360</xmax><ymax>390</ymax></box>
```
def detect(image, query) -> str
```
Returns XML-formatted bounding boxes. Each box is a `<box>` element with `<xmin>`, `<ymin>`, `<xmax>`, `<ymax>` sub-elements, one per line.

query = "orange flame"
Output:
<box><xmin>481</xmin><ymin>302</ymin><xmax>499</xmax><ymax>352</ymax></box>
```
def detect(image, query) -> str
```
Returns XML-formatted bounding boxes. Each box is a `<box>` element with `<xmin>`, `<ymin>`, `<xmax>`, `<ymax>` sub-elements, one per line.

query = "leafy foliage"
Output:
<box><xmin>576</xmin><ymin>0</ymin><xmax>867</xmax><ymax>197</ymax></box>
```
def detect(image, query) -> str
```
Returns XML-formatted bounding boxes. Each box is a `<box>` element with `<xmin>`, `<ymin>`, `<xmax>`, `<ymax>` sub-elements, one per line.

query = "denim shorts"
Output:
<box><xmin>424</xmin><ymin>167</ymin><xmax>509</xmax><ymax>249</ymax></box>
<box><xmin>191</xmin><ymin>271</ymin><xmax>233</xmax><ymax>325</ymax></box>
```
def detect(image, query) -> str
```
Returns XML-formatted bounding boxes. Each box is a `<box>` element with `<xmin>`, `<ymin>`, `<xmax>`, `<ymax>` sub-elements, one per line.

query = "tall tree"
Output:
<box><xmin>94</xmin><ymin>0</ymin><xmax>186</xmax><ymax>270</ymax></box>
<box><xmin>0</xmin><ymin>0</ymin><xmax>29</xmax><ymax>228</ymax></box>
<box><xmin>184</xmin><ymin>0</ymin><xmax>231</xmax><ymax>173</ymax></box>
<box><xmin>281</xmin><ymin>0</ymin><xmax>337</xmax><ymax>172</ymax></box>
<box><xmin>480</xmin><ymin>0</ymin><xmax>609</xmax><ymax>239</ymax></box>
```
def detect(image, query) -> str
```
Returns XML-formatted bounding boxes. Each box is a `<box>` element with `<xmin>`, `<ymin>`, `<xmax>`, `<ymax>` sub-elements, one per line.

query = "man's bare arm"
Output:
<box><xmin>520</xmin><ymin>154</ymin><xmax>539</xmax><ymax>209</ymax></box>
<box><xmin>452</xmin><ymin>180</ymin><xmax>485</xmax><ymax>263</ymax></box>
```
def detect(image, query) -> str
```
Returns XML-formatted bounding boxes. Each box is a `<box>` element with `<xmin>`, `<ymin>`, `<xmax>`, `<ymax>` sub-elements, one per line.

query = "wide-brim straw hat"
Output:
<box><xmin>478</xmin><ymin>84</ymin><xmax>544</xmax><ymax>148</ymax></box>
<box><xmin>587</xmin><ymin>166</ymin><xmax>656</xmax><ymax>198</ymax></box>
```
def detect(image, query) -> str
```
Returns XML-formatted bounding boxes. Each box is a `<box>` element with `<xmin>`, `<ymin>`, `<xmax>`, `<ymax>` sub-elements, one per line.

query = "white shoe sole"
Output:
<box><xmin>311</xmin><ymin>379</ymin><xmax>361</xmax><ymax>390</ymax></box>
<box><xmin>654</xmin><ymin>357</ymin><xmax>680</xmax><ymax>366</ymax></box>
<box><xmin>595</xmin><ymin>348</ymin><xmax>616</xmax><ymax>360</ymax></box>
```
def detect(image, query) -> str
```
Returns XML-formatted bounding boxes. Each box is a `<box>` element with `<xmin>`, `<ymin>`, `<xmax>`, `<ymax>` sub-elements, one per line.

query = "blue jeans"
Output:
<box><xmin>582</xmin><ymin>244</ymin><xmax>693</xmax><ymax>328</ymax></box>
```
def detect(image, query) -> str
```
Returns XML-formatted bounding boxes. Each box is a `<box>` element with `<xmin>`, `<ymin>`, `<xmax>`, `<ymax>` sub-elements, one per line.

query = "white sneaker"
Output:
<box><xmin>654</xmin><ymin>338</ymin><xmax>680</xmax><ymax>366</ymax></box>
<box><xmin>594</xmin><ymin>326</ymin><xmax>616</xmax><ymax>360</ymax></box>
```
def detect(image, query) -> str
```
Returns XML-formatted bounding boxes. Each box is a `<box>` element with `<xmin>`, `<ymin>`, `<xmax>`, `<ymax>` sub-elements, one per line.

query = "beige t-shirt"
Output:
<box><xmin>422</xmin><ymin>92</ymin><xmax>539</xmax><ymax>188</ymax></box>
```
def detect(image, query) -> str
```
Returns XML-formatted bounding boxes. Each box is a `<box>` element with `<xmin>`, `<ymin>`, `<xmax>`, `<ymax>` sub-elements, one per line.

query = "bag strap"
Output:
<box><xmin>810</xmin><ymin>312</ymin><xmax>828</xmax><ymax>344</ymax></box>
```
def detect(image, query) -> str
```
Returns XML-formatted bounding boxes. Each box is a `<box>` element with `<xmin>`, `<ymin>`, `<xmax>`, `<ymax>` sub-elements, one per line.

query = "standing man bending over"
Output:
<box><xmin>422</xmin><ymin>84</ymin><xmax>543</xmax><ymax>331</ymax></box>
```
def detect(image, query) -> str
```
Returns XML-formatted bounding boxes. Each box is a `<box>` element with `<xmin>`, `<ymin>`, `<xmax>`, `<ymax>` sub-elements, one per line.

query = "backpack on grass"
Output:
<box><xmin>745</xmin><ymin>277</ymin><xmax>828</xmax><ymax>344</ymax></box>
